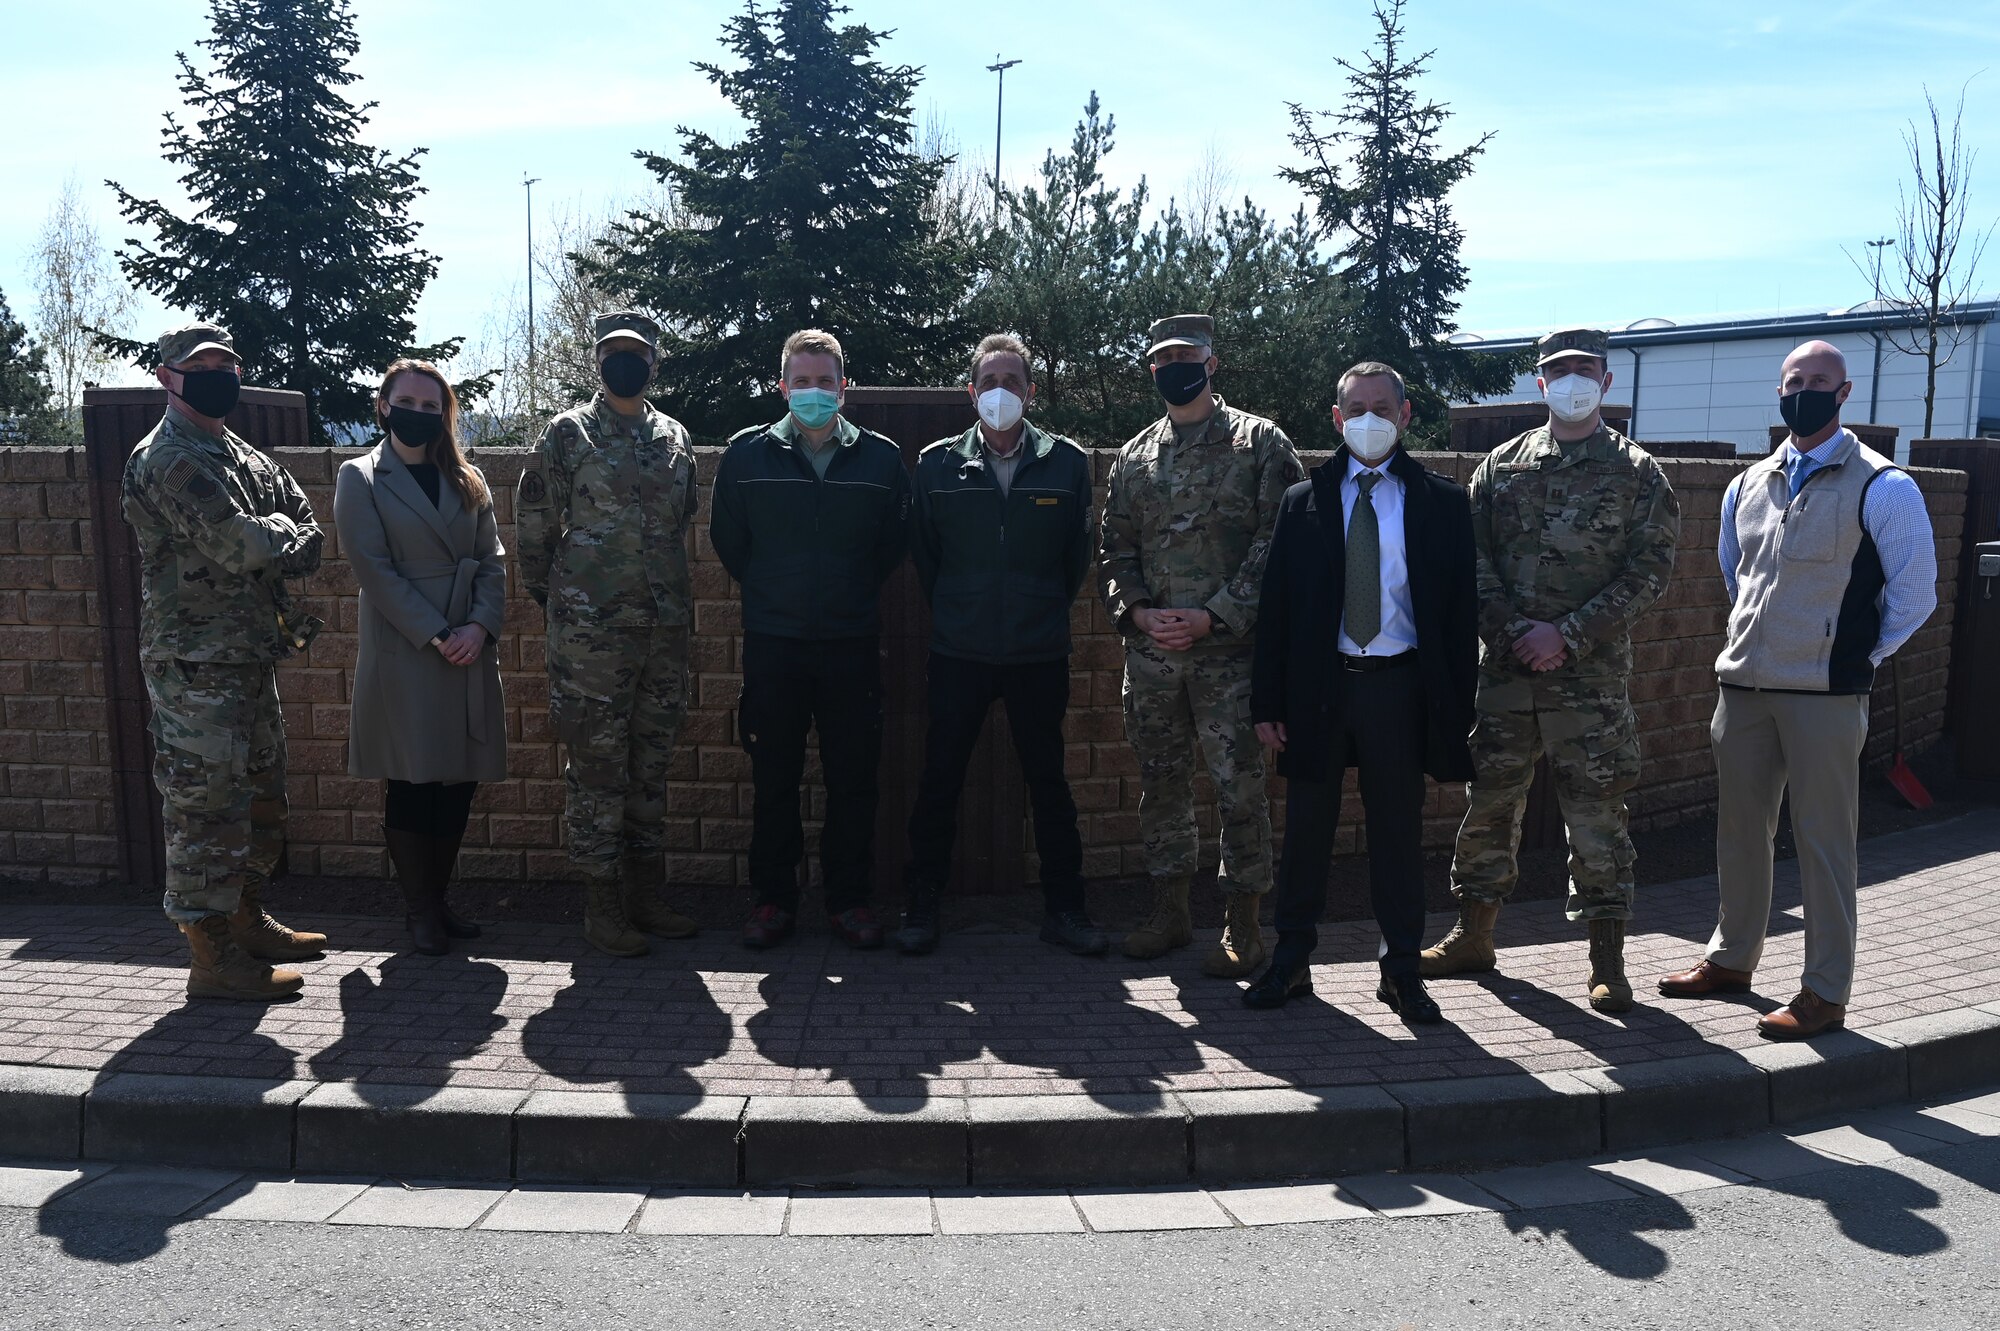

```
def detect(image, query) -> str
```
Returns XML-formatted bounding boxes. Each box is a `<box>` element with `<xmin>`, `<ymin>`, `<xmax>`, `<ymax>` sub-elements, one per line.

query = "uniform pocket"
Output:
<box><xmin>1779</xmin><ymin>490</ymin><xmax>1842</xmax><ymax>563</ymax></box>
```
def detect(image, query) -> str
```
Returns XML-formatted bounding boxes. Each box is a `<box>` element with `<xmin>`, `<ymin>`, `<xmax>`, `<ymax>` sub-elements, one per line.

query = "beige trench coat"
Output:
<box><xmin>333</xmin><ymin>442</ymin><xmax>507</xmax><ymax>783</ymax></box>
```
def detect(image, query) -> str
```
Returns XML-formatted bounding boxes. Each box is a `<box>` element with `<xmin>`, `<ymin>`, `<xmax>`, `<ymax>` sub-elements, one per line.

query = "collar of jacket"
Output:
<box><xmin>768</xmin><ymin>412</ymin><xmax>860</xmax><ymax>450</ymax></box>
<box><xmin>1523</xmin><ymin>422</ymin><xmax>1623</xmax><ymax>469</ymax></box>
<box><xmin>1310</xmin><ymin>443</ymin><xmax>1423</xmax><ymax>490</ymax></box>
<box><xmin>162</xmin><ymin>404</ymin><xmax>233</xmax><ymax>453</ymax></box>
<box><xmin>589</xmin><ymin>392</ymin><xmax>662</xmax><ymax>441</ymax></box>
<box><xmin>1143</xmin><ymin>394</ymin><xmax>1237</xmax><ymax>448</ymax></box>
<box><xmin>946</xmin><ymin>418</ymin><xmax>1054</xmax><ymax>463</ymax></box>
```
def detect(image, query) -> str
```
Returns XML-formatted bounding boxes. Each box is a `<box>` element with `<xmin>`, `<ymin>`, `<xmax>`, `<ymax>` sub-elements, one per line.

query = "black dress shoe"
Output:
<box><xmin>1040</xmin><ymin>909</ymin><xmax>1110</xmax><ymax>956</ymax></box>
<box><xmin>1242</xmin><ymin>963</ymin><xmax>1312</xmax><ymax>1010</ymax></box>
<box><xmin>896</xmin><ymin>912</ymin><xmax>940</xmax><ymax>955</ymax></box>
<box><xmin>1377</xmin><ymin>973</ymin><xmax>1443</xmax><ymax>1025</ymax></box>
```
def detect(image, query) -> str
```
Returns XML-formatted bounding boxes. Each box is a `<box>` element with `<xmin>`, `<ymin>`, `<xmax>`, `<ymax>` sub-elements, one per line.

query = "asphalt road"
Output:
<box><xmin>11</xmin><ymin>1139</ymin><xmax>2000</xmax><ymax>1330</ymax></box>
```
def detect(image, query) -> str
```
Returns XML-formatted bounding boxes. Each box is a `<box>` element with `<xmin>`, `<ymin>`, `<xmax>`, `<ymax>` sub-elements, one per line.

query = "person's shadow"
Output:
<box><xmin>519</xmin><ymin>953</ymin><xmax>733</xmax><ymax>1102</ymax></box>
<box><xmin>306</xmin><ymin>952</ymin><xmax>507</xmax><ymax>1104</ymax></box>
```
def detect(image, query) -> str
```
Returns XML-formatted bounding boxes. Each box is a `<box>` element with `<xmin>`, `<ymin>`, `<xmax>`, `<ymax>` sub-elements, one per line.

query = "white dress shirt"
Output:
<box><xmin>1337</xmin><ymin>455</ymin><xmax>1418</xmax><ymax>657</ymax></box>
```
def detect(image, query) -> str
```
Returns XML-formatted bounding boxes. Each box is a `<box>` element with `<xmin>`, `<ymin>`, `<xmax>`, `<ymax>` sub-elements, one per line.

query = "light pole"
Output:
<box><xmin>986</xmin><ymin>55</ymin><xmax>1021</xmax><ymax>217</ymax></box>
<box><xmin>1866</xmin><ymin>235</ymin><xmax>1892</xmax><ymax>423</ymax></box>
<box><xmin>524</xmin><ymin>174</ymin><xmax>541</xmax><ymax>418</ymax></box>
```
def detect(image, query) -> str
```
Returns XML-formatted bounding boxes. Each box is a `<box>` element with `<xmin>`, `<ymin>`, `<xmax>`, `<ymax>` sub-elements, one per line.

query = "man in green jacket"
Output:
<box><xmin>899</xmin><ymin>334</ymin><xmax>1105</xmax><ymax>956</ymax></box>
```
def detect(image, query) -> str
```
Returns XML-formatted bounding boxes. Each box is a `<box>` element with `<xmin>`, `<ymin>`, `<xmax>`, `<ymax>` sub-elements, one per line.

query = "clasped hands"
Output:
<box><xmin>434</xmin><ymin>622</ymin><xmax>488</xmax><ymax>666</ymax></box>
<box><xmin>1131</xmin><ymin>605</ymin><xmax>1213</xmax><ymax>652</ymax></box>
<box><xmin>1513</xmin><ymin>619</ymin><xmax>1568</xmax><ymax>672</ymax></box>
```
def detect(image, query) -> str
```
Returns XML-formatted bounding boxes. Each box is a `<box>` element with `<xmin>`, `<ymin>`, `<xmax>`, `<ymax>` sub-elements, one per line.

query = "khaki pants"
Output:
<box><xmin>1708</xmin><ymin>687</ymin><xmax>1870</xmax><ymax>1005</ymax></box>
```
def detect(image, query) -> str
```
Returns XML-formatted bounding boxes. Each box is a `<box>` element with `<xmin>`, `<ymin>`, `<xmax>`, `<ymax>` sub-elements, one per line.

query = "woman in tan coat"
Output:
<box><xmin>334</xmin><ymin>359</ymin><xmax>506</xmax><ymax>954</ymax></box>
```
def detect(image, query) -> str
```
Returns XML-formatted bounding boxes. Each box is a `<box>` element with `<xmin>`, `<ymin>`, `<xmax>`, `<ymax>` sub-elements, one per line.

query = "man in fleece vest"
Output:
<box><xmin>1659</xmin><ymin>340</ymin><xmax>1936</xmax><ymax>1040</ymax></box>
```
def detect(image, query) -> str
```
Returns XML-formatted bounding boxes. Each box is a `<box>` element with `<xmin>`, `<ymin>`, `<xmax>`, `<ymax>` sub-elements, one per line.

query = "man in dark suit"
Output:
<box><xmin>1245</xmin><ymin>362</ymin><xmax>1478</xmax><ymax>1023</ymax></box>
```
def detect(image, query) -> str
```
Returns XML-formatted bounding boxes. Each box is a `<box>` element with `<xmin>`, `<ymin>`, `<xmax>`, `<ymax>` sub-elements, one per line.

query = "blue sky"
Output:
<box><xmin>4</xmin><ymin>0</ymin><xmax>1998</xmax><ymax>376</ymax></box>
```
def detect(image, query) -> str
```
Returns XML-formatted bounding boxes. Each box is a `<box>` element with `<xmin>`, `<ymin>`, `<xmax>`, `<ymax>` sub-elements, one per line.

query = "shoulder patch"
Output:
<box><xmin>557</xmin><ymin>419</ymin><xmax>581</xmax><ymax>445</ymax></box>
<box><xmin>164</xmin><ymin>457</ymin><xmax>199</xmax><ymax>493</ymax></box>
<box><xmin>519</xmin><ymin>468</ymin><xmax>549</xmax><ymax>507</ymax></box>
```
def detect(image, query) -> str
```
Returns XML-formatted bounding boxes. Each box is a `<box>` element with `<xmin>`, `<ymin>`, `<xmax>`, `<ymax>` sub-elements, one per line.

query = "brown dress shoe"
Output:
<box><xmin>1757</xmin><ymin>989</ymin><xmax>1847</xmax><ymax>1041</ymax></box>
<box><xmin>1657</xmin><ymin>959</ymin><xmax>1754</xmax><ymax>998</ymax></box>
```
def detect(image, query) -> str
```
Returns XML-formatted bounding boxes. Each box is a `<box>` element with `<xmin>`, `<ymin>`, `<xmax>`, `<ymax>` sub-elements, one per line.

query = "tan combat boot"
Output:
<box><xmin>1587</xmin><ymin>918</ymin><xmax>1634</xmax><ymax>1014</ymax></box>
<box><xmin>229</xmin><ymin>880</ymin><xmax>328</xmax><ymax>961</ymax></box>
<box><xmin>583</xmin><ymin>875</ymin><xmax>650</xmax><ymax>958</ymax></box>
<box><xmin>1202</xmin><ymin>891</ymin><xmax>1267</xmax><ymax>978</ymax></box>
<box><xmin>1420</xmin><ymin>900</ymin><xmax>1501</xmax><ymax>976</ymax></box>
<box><xmin>1120</xmin><ymin>874</ymin><xmax>1193</xmax><ymax>960</ymax></box>
<box><xmin>622</xmin><ymin>854</ymin><xmax>697</xmax><ymax>939</ymax></box>
<box><xmin>184</xmin><ymin>915</ymin><xmax>303</xmax><ymax>1002</ymax></box>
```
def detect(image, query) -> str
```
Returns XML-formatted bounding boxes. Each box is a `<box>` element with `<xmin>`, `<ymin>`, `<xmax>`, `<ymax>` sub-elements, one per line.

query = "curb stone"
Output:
<box><xmin>1</xmin><ymin>1006</ymin><xmax>1996</xmax><ymax>1188</ymax></box>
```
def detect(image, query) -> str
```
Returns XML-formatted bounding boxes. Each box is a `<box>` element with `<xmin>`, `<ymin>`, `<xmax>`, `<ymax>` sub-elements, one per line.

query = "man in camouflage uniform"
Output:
<box><xmin>517</xmin><ymin>311</ymin><xmax>700</xmax><ymax>958</ymax></box>
<box><xmin>1100</xmin><ymin>314</ymin><xmax>1303</xmax><ymax>977</ymax></box>
<box><xmin>121</xmin><ymin>322</ymin><xmax>328</xmax><ymax>1002</ymax></box>
<box><xmin>1422</xmin><ymin>327</ymin><xmax>1680</xmax><ymax>1013</ymax></box>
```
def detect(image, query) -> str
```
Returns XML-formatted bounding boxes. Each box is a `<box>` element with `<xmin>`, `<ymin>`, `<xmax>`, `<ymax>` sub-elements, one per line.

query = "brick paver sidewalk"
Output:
<box><xmin>2</xmin><ymin>814</ymin><xmax>1994</xmax><ymax>1105</ymax></box>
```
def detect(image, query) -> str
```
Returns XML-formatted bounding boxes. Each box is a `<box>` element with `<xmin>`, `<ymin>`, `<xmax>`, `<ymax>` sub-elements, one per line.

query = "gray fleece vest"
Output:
<box><xmin>1714</xmin><ymin>430</ymin><xmax>1895</xmax><ymax>695</ymax></box>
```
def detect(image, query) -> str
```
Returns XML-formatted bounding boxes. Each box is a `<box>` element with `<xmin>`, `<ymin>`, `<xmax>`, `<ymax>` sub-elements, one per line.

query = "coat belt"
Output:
<box><xmin>399</xmin><ymin>556</ymin><xmax>488</xmax><ymax>739</ymax></box>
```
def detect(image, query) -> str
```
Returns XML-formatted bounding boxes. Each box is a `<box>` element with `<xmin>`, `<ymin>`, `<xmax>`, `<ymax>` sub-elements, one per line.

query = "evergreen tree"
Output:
<box><xmin>104</xmin><ymin>0</ymin><xmax>462</xmax><ymax>441</ymax></box>
<box><xmin>585</xmin><ymin>0</ymin><xmax>974</xmax><ymax>436</ymax></box>
<box><xmin>1282</xmin><ymin>0</ymin><xmax>1519</xmax><ymax>441</ymax></box>
<box><xmin>0</xmin><ymin>287</ymin><xmax>58</xmax><ymax>432</ymax></box>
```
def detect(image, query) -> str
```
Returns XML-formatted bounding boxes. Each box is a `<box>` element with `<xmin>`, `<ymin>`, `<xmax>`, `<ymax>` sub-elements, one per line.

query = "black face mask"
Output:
<box><xmin>1779</xmin><ymin>386</ymin><xmax>1844</xmax><ymax>437</ymax></box>
<box><xmin>600</xmin><ymin>351</ymin><xmax>653</xmax><ymax>399</ymax></box>
<box><xmin>384</xmin><ymin>405</ymin><xmax>444</xmax><ymax>449</ymax></box>
<box><xmin>1153</xmin><ymin>359</ymin><xmax>1210</xmax><ymax>407</ymax></box>
<box><xmin>173</xmin><ymin>367</ymin><xmax>242</xmax><ymax>419</ymax></box>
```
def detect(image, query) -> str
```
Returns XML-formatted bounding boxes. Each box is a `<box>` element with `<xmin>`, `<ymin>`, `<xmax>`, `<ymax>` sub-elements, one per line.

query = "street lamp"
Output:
<box><xmin>524</xmin><ymin>174</ymin><xmax>541</xmax><ymax>418</ymax></box>
<box><xmin>986</xmin><ymin>55</ymin><xmax>1021</xmax><ymax>217</ymax></box>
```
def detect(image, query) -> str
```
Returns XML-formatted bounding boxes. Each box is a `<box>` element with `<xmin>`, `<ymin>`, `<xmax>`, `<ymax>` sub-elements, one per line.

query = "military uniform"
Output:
<box><xmin>122</xmin><ymin>322</ymin><xmax>326</xmax><ymax>999</ymax></box>
<box><xmin>1100</xmin><ymin>315</ymin><xmax>1303</xmax><ymax>972</ymax></box>
<box><xmin>516</xmin><ymin>313</ymin><xmax>697</xmax><ymax>947</ymax></box>
<box><xmin>1429</xmin><ymin>327</ymin><xmax>1680</xmax><ymax>1010</ymax></box>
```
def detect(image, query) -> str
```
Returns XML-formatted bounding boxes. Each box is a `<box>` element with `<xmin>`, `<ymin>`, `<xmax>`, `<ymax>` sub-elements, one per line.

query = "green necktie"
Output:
<box><xmin>1345</xmin><ymin>472</ymin><xmax>1381</xmax><ymax>648</ymax></box>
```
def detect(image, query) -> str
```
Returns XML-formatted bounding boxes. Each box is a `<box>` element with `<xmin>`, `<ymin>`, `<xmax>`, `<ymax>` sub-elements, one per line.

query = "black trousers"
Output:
<box><xmin>740</xmin><ymin>632</ymin><xmax>882</xmax><ymax>912</ymax></box>
<box><xmin>1273</xmin><ymin>657</ymin><xmax>1428</xmax><ymax>978</ymax></box>
<box><xmin>383</xmin><ymin>781</ymin><xmax>478</xmax><ymax>840</ymax></box>
<box><xmin>905</xmin><ymin>653</ymin><xmax>1085</xmax><ymax>914</ymax></box>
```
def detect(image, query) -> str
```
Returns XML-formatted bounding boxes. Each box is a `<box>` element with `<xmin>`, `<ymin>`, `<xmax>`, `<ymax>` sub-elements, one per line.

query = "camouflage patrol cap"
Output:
<box><xmin>156</xmin><ymin>321</ymin><xmax>238</xmax><ymax>368</ymax></box>
<box><xmin>1535</xmin><ymin>326</ymin><xmax>1610</xmax><ymax>367</ymax></box>
<box><xmin>1146</xmin><ymin>314</ymin><xmax>1215</xmax><ymax>357</ymax></box>
<box><xmin>593</xmin><ymin>310</ymin><xmax>662</xmax><ymax>351</ymax></box>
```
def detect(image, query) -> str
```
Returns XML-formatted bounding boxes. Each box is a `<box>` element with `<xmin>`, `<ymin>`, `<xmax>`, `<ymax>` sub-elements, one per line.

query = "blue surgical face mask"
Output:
<box><xmin>788</xmin><ymin>386</ymin><xmax>841</xmax><ymax>430</ymax></box>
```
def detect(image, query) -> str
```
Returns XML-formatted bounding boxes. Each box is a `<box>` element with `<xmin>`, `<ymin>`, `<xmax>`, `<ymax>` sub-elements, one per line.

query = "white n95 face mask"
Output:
<box><xmin>1342</xmin><ymin>412</ymin><xmax>1399</xmax><ymax>463</ymax></box>
<box><xmin>977</xmin><ymin>387</ymin><xmax>1025</xmax><ymax>431</ymax></box>
<box><xmin>1543</xmin><ymin>373</ymin><xmax>1603</xmax><ymax>423</ymax></box>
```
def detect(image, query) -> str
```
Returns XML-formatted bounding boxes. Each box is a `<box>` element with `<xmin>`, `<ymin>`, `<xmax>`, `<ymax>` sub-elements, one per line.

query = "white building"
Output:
<box><xmin>1461</xmin><ymin>300</ymin><xmax>2000</xmax><ymax>460</ymax></box>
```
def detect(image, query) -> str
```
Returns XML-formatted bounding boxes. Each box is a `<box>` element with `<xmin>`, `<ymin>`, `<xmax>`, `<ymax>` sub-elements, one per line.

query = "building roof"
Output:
<box><xmin>1460</xmin><ymin>298</ymin><xmax>2000</xmax><ymax>354</ymax></box>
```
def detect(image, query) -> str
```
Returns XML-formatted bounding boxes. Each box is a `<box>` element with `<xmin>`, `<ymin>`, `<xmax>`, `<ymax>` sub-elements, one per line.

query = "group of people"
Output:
<box><xmin>119</xmin><ymin>308</ymin><xmax>1936</xmax><ymax>1045</ymax></box>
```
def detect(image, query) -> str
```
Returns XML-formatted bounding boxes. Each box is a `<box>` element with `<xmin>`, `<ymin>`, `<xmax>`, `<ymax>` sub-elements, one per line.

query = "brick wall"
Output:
<box><xmin>0</xmin><ymin>445</ymin><xmax>1966</xmax><ymax>887</ymax></box>
<box><xmin>0</xmin><ymin>449</ymin><xmax>117</xmax><ymax>884</ymax></box>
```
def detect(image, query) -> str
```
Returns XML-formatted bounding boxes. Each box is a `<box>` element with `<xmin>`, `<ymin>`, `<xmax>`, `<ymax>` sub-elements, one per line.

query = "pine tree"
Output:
<box><xmin>585</xmin><ymin>0</ymin><xmax>974</xmax><ymax>436</ymax></box>
<box><xmin>104</xmin><ymin>0</ymin><xmax>461</xmax><ymax>441</ymax></box>
<box><xmin>0</xmin><ymin>288</ymin><xmax>57</xmax><ymax>430</ymax></box>
<box><xmin>1281</xmin><ymin>0</ymin><xmax>1519</xmax><ymax>439</ymax></box>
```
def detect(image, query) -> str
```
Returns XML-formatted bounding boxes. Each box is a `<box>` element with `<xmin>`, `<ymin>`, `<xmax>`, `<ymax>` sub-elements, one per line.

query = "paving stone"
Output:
<box><xmin>1072</xmin><ymin>1187</ymin><xmax>1232</xmax><ymax>1232</ymax></box>
<box><xmin>636</xmin><ymin>1190</ymin><xmax>787</xmax><ymax>1236</ymax></box>
<box><xmin>1208</xmin><ymin>1181</ymin><xmax>1378</xmax><ymax>1226</ymax></box>
<box><xmin>328</xmin><ymin>1180</ymin><xmax>507</xmax><ymax>1229</ymax></box>
<box><xmin>1472</xmin><ymin>1163</ymin><xmax>1642</xmax><ymax>1210</ymax></box>
<box><xmin>1940</xmin><ymin>1086</ymin><xmax>2000</xmax><ymax>1119</ymax></box>
<box><xmin>85</xmin><ymin>1073</ymin><xmax>312</xmax><ymax>1171</ymax></box>
<box><xmin>46</xmin><ymin>1164</ymin><xmax>241</xmax><ymax>1216</ymax></box>
<box><xmin>1185</xmin><ymin>1086</ymin><xmax>1402</xmax><ymax>1182</ymax></box>
<box><xmin>1571</xmin><ymin>1053</ymin><xmax>1768</xmax><ymax>1150</ymax></box>
<box><xmin>743</xmin><ymin>1095</ymin><xmax>964</xmax><ymax>1188</ymax></box>
<box><xmin>1858</xmin><ymin>1105</ymin><xmax>1996</xmax><ymax>1146</ymax></box>
<box><xmin>0</xmin><ymin>1065</ymin><xmax>91</xmax><ymax>1160</ymax></box>
<box><xmin>479</xmin><ymin>1184</ymin><xmax>646</xmax><ymax>1234</ymax></box>
<box><xmin>1337</xmin><ymin>1172</ymin><xmax>1513</xmax><ymax>1216</ymax></box>
<box><xmin>0</xmin><ymin>1160</ymin><xmax>111</xmax><ymax>1208</ymax></box>
<box><xmin>197</xmin><ymin>1175</ymin><xmax>376</xmax><ymax>1223</ymax></box>
<box><xmin>1683</xmin><ymin>1132</ymin><xmax>1848</xmax><ymax>1182</ymax></box>
<box><xmin>1587</xmin><ymin>1150</ymin><xmax>1751</xmax><ymax>1195</ymax></box>
<box><xmin>932</xmin><ymin>1190</ymin><xmax>1085</xmax><ymax>1235</ymax></box>
<box><xmin>514</xmin><ymin>1091</ymin><xmax>744</xmax><ymax>1186</ymax></box>
<box><xmin>1742</xmin><ymin>1032</ymin><xmax>1908</xmax><ymax>1124</ymax></box>
<box><xmin>1387</xmin><ymin>1072</ymin><xmax>1600</xmax><ymax>1170</ymax></box>
<box><xmin>787</xmin><ymin>1191</ymin><xmax>935</xmax><ymax>1236</ymax></box>
<box><xmin>1874</xmin><ymin>1008</ymin><xmax>2000</xmax><ymax>1099</ymax></box>
<box><xmin>1786</xmin><ymin>1121</ymin><xmax>1938</xmax><ymax>1165</ymax></box>
<box><xmin>296</xmin><ymin>1084</ymin><xmax>526</xmax><ymax>1181</ymax></box>
<box><xmin>968</xmin><ymin>1093</ymin><xmax>1186</xmax><ymax>1188</ymax></box>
